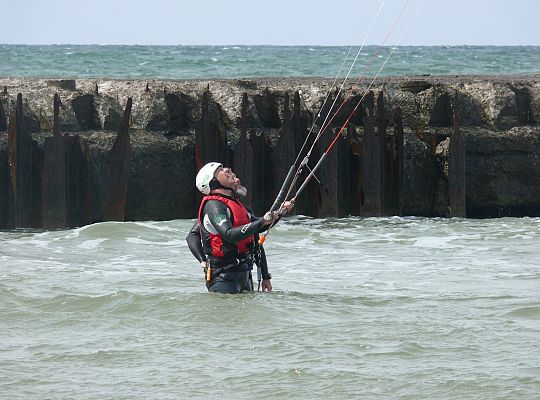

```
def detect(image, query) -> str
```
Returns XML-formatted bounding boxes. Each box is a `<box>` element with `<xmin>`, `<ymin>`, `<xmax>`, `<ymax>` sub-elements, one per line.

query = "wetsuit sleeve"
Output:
<box><xmin>248</xmin><ymin>208</ymin><xmax>281</xmax><ymax>233</ymax></box>
<box><xmin>204</xmin><ymin>200</ymin><xmax>265</xmax><ymax>243</ymax></box>
<box><xmin>258</xmin><ymin>245</ymin><xmax>271</xmax><ymax>280</ymax></box>
<box><xmin>185</xmin><ymin>221</ymin><xmax>206</xmax><ymax>263</ymax></box>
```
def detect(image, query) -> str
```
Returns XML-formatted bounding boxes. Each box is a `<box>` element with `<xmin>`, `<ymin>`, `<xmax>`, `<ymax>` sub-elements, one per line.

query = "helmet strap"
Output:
<box><xmin>209</xmin><ymin>178</ymin><xmax>234</xmax><ymax>193</ymax></box>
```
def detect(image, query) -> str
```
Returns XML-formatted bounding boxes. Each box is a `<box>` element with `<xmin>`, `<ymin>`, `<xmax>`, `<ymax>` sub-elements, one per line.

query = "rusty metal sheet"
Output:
<box><xmin>361</xmin><ymin>114</ymin><xmax>382</xmax><ymax>216</ymax></box>
<box><xmin>448</xmin><ymin>91</ymin><xmax>466</xmax><ymax>217</ymax></box>
<box><xmin>42</xmin><ymin>136</ymin><xmax>66</xmax><ymax>229</ymax></box>
<box><xmin>393</xmin><ymin>107</ymin><xmax>405</xmax><ymax>216</ymax></box>
<box><xmin>233</xmin><ymin>93</ymin><xmax>255</xmax><ymax>207</ymax></box>
<box><xmin>195</xmin><ymin>89</ymin><xmax>228</xmax><ymax>170</ymax></box>
<box><xmin>53</xmin><ymin>93</ymin><xmax>61</xmax><ymax>136</ymax></box>
<box><xmin>7</xmin><ymin>93</ymin><xmax>33</xmax><ymax>228</ymax></box>
<box><xmin>65</xmin><ymin>134</ymin><xmax>91</xmax><ymax>227</ymax></box>
<box><xmin>42</xmin><ymin>93</ymin><xmax>67</xmax><ymax>229</ymax></box>
<box><xmin>377</xmin><ymin>91</ymin><xmax>391</xmax><ymax>215</ymax></box>
<box><xmin>103</xmin><ymin>98</ymin><xmax>132</xmax><ymax>221</ymax></box>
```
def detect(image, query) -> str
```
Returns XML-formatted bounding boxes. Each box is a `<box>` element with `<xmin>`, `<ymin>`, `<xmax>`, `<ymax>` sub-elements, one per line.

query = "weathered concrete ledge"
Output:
<box><xmin>0</xmin><ymin>75</ymin><xmax>539</xmax><ymax>228</ymax></box>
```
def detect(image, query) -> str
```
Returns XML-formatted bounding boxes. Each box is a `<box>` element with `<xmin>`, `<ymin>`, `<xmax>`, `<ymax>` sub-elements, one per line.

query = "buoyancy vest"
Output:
<box><xmin>198</xmin><ymin>195</ymin><xmax>254</xmax><ymax>258</ymax></box>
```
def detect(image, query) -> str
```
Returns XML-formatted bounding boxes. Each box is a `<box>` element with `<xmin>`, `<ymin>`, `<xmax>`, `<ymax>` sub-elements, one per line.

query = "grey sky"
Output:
<box><xmin>2</xmin><ymin>0</ymin><xmax>539</xmax><ymax>45</ymax></box>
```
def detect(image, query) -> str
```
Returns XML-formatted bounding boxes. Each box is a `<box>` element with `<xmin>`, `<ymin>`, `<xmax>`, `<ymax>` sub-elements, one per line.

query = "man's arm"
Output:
<box><xmin>257</xmin><ymin>244</ymin><xmax>272</xmax><ymax>292</ymax></box>
<box><xmin>186</xmin><ymin>221</ymin><xmax>206</xmax><ymax>263</ymax></box>
<box><xmin>249</xmin><ymin>200</ymin><xmax>295</xmax><ymax>233</ymax></box>
<box><xmin>204</xmin><ymin>200</ymin><xmax>266</xmax><ymax>242</ymax></box>
<box><xmin>257</xmin><ymin>245</ymin><xmax>271</xmax><ymax>280</ymax></box>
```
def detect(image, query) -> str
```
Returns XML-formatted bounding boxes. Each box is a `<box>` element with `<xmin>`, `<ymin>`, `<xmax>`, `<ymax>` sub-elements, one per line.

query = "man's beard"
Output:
<box><xmin>233</xmin><ymin>185</ymin><xmax>248</xmax><ymax>199</ymax></box>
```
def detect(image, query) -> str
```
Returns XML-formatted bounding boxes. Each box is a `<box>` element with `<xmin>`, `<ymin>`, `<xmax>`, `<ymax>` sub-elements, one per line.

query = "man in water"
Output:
<box><xmin>186</xmin><ymin>162</ymin><xmax>294</xmax><ymax>294</ymax></box>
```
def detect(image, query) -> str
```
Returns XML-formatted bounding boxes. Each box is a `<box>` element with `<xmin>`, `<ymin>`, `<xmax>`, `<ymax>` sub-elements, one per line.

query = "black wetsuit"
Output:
<box><xmin>186</xmin><ymin>195</ymin><xmax>272</xmax><ymax>294</ymax></box>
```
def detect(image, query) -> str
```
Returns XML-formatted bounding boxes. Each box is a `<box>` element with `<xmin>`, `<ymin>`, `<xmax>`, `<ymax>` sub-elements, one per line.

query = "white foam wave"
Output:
<box><xmin>78</xmin><ymin>239</ymin><xmax>107</xmax><ymax>250</ymax></box>
<box><xmin>412</xmin><ymin>235</ymin><xmax>461</xmax><ymax>248</ymax></box>
<box><xmin>132</xmin><ymin>221</ymin><xmax>179</xmax><ymax>232</ymax></box>
<box><xmin>125</xmin><ymin>237</ymin><xmax>184</xmax><ymax>246</ymax></box>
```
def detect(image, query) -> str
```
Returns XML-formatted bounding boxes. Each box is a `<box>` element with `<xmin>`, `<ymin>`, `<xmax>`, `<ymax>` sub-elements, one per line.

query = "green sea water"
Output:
<box><xmin>1</xmin><ymin>216</ymin><xmax>539</xmax><ymax>399</ymax></box>
<box><xmin>0</xmin><ymin>45</ymin><xmax>538</xmax><ymax>79</ymax></box>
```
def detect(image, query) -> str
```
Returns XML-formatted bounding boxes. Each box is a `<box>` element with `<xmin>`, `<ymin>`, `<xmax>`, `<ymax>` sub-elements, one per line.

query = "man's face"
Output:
<box><xmin>215</xmin><ymin>167</ymin><xmax>240</xmax><ymax>190</ymax></box>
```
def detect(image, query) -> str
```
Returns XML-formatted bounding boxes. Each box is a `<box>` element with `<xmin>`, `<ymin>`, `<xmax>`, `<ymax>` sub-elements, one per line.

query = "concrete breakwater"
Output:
<box><xmin>0</xmin><ymin>75</ymin><xmax>539</xmax><ymax>229</ymax></box>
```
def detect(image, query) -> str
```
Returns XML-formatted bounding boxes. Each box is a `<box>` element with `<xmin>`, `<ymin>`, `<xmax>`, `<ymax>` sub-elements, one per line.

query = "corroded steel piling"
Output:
<box><xmin>248</xmin><ymin>127</ymin><xmax>269</xmax><ymax>214</ymax></box>
<box><xmin>234</xmin><ymin>92</ymin><xmax>273</xmax><ymax>214</ymax></box>
<box><xmin>53</xmin><ymin>93</ymin><xmax>60</xmax><ymax>135</ymax></box>
<box><xmin>7</xmin><ymin>93</ymin><xmax>33</xmax><ymax>228</ymax></box>
<box><xmin>273</xmin><ymin>91</ymin><xmax>313</xmax><ymax>215</ymax></box>
<box><xmin>448</xmin><ymin>91</ymin><xmax>466</xmax><ymax>217</ymax></box>
<box><xmin>274</xmin><ymin>91</ymin><xmax>293</xmax><ymax>183</ymax></box>
<box><xmin>291</xmin><ymin>91</ymin><xmax>316</xmax><ymax>216</ymax></box>
<box><xmin>361</xmin><ymin>111</ymin><xmax>381</xmax><ymax>216</ymax></box>
<box><xmin>42</xmin><ymin>94</ymin><xmax>67</xmax><ymax>229</ymax></box>
<box><xmin>394</xmin><ymin>107</ymin><xmax>405</xmax><ymax>215</ymax></box>
<box><xmin>271</xmin><ymin>92</ymin><xmax>294</xmax><ymax>212</ymax></box>
<box><xmin>234</xmin><ymin>93</ymin><xmax>255</xmax><ymax>207</ymax></box>
<box><xmin>377</xmin><ymin>91</ymin><xmax>389</xmax><ymax>214</ymax></box>
<box><xmin>103</xmin><ymin>98</ymin><xmax>133</xmax><ymax>221</ymax></box>
<box><xmin>65</xmin><ymin>134</ymin><xmax>91</xmax><ymax>227</ymax></box>
<box><xmin>317</xmin><ymin>125</ymin><xmax>339</xmax><ymax>217</ymax></box>
<box><xmin>361</xmin><ymin>91</ymin><xmax>382</xmax><ymax>216</ymax></box>
<box><xmin>195</xmin><ymin>89</ymin><xmax>228</xmax><ymax>170</ymax></box>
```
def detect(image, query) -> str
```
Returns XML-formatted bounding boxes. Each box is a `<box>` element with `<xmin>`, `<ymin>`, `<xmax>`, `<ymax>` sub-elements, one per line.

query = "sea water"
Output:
<box><xmin>0</xmin><ymin>44</ymin><xmax>538</xmax><ymax>79</ymax></box>
<box><xmin>1</xmin><ymin>216</ymin><xmax>539</xmax><ymax>399</ymax></box>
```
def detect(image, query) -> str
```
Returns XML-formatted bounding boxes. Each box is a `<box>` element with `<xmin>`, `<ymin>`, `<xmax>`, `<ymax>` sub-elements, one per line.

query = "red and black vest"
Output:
<box><xmin>198</xmin><ymin>195</ymin><xmax>254</xmax><ymax>258</ymax></box>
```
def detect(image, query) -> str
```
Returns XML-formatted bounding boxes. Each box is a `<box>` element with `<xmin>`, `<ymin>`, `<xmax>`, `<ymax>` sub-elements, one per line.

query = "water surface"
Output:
<box><xmin>1</xmin><ymin>45</ymin><xmax>538</xmax><ymax>78</ymax></box>
<box><xmin>1</xmin><ymin>217</ymin><xmax>539</xmax><ymax>399</ymax></box>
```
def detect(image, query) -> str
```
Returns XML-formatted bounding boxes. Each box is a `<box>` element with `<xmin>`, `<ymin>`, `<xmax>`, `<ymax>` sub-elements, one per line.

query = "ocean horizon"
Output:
<box><xmin>1</xmin><ymin>44</ymin><xmax>538</xmax><ymax>79</ymax></box>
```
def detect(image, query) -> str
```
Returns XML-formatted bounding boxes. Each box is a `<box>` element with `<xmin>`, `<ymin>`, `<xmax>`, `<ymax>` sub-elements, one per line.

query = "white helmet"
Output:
<box><xmin>196</xmin><ymin>162</ymin><xmax>222</xmax><ymax>195</ymax></box>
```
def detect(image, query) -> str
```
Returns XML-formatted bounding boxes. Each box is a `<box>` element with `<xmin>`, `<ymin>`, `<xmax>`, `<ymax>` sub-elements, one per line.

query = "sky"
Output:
<box><xmin>1</xmin><ymin>0</ymin><xmax>539</xmax><ymax>46</ymax></box>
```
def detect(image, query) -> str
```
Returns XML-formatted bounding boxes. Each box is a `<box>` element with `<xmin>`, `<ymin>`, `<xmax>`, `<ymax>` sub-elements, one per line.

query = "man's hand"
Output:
<box><xmin>262</xmin><ymin>211</ymin><xmax>279</xmax><ymax>225</ymax></box>
<box><xmin>200</xmin><ymin>261</ymin><xmax>207</xmax><ymax>270</ymax></box>
<box><xmin>280</xmin><ymin>199</ymin><xmax>295</xmax><ymax>215</ymax></box>
<box><xmin>261</xmin><ymin>279</ymin><xmax>272</xmax><ymax>292</ymax></box>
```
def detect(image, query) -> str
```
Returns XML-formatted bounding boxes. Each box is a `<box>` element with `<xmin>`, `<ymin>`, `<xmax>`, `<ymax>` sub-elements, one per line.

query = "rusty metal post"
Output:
<box><xmin>317</xmin><ymin>124</ymin><xmax>338</xmax><ymax>218</ymax></box>
<box><xmin>273</xmin><ymin>92</ymin><xmax>293</xmax><ymax>208</ymax></box>
<box><xmin>348</xmin><ymin>122</ymin><xmax>363</xmax><ymax>216</ymax></box>
<box><xmin>240</xmin><ymin>92</ymin><xmax>248</xmax><ymax>140</ymax></box>
<box><xmin>103</xmin><ymin>98</ymin><xmax>132</xmax><ymax>221</ymax></box>
<box><xmin>249</xmin><ymin>127</ymin><xmax>270</xmax><ymax>214</ymax></box>
<box><xmin>53</xmin><ymin>93</ymin><xmax>61</xmax><ymax>136</ymax></box>
<box><xmin>292</xmin><ymin>91</ymin><xmax>317</xmax><ymax>216</ymax></box>
<box><xmin>233</xmin><ymin>93</ymin><xmax>254</xmax><ymax>207</ymax></box>
<box><xmin>394</xmin><ymin>107</ymin><xmax>405</xmax><ymax>216</ymax></box>
<box><xmin>361</xmin><ymin>111</ymin><xmax>382</xmax><ymax>217</ymax></box>
<box><xmin>65</xmin><ymin>135</ymin><xmax>91</xmax><ymax>227</ymax></box>
<box><xmin>236</xmin><ymin>92</ymin><xmax>272</xmax><ymax>214</ymax></box>
<box><xmin>42</xmin><ymin>94</ymin><xmax>67</xmax><ymax>229</ymax></box>
<box><xmin>448</xmin><ymin>91</ymin><xmax>466</xmax><ymax>217</ymax></box>
<box><xmin>316</xmin><ymin>89</ymin><xmax>353</xmax><ymax>217</ymax></box>
<box><xmin>195</xmin><ymin>89</ymin><xmax>228</xmax><ymax>170</ymax></box>
<box><xmin>376</xmin><ymin>91</ymin><xmax>390</xmax><ymax>215</ymax></box>
<box><xmin>7</xmin><ymin>93</ymin><xmax>33</xmax><ymax>228</ymax></box>
<box><xmin>336</xmin><ymin>124</ymin><xmax>353</xmax><ymax>217</ymax></box>
<box><xmin>364</xmin><ymin>90</ymin><xmax>375</xmax><ymax>117</ymax></box>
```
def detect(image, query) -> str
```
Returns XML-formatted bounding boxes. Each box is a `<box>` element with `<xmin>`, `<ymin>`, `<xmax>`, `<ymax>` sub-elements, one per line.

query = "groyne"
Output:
<box><xmin>0</xmin><ymin>75</ymin><xmax>539</xmax><ymax>229</ymax></box>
